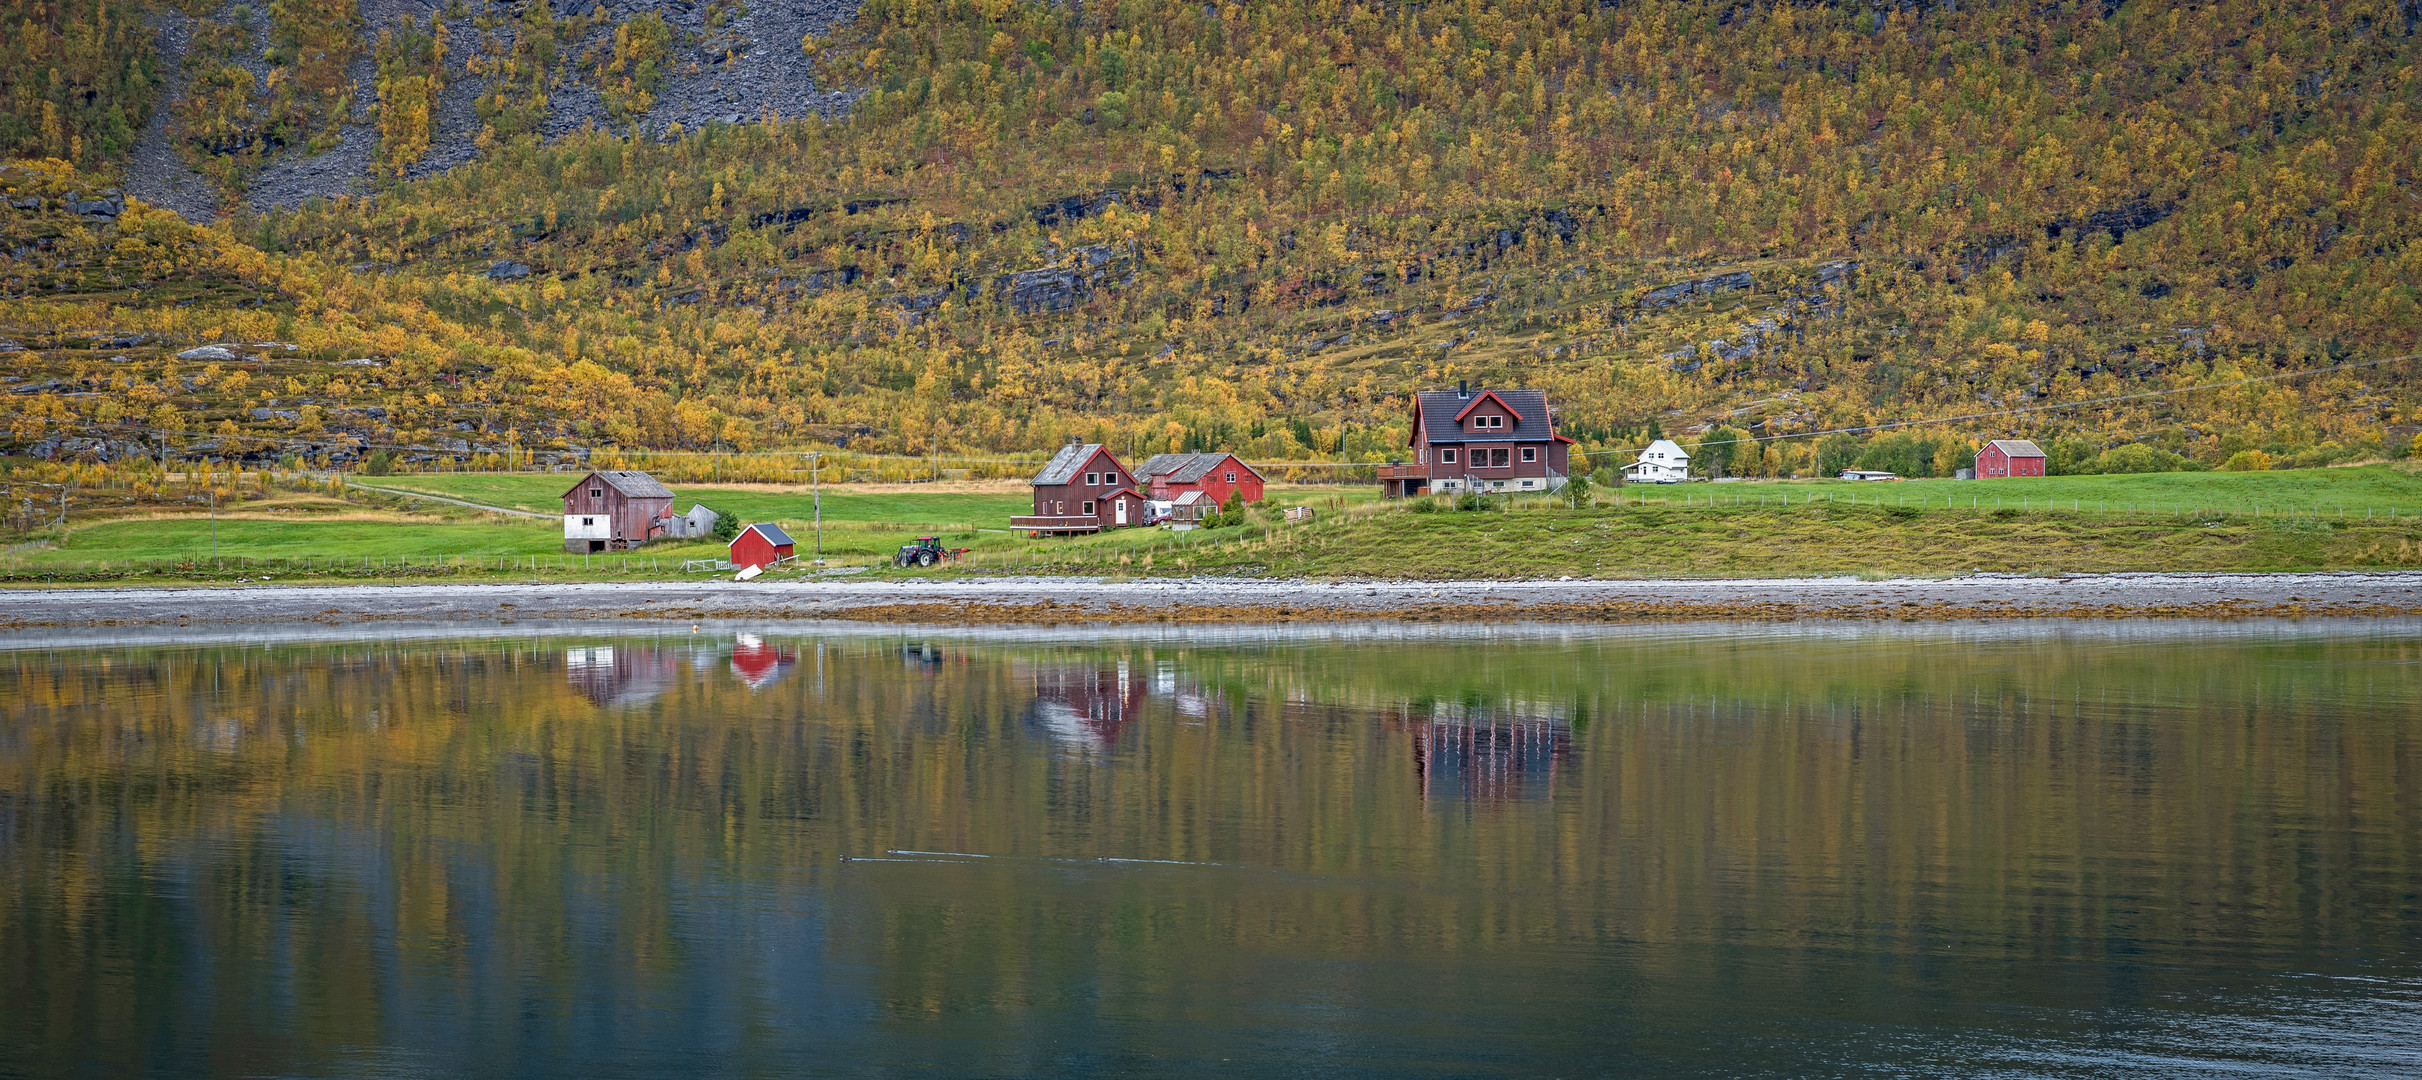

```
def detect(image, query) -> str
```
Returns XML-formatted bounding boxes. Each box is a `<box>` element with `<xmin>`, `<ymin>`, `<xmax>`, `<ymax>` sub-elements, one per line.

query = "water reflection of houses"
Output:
<box><xmin>729</xmin><ymin>633</ymin><xmax>798</xmax><ymax>690</ymax></box>
<box><xmin>1022</xmin><ymin>661</ymin><xmax>1147</xmax><ymax>749</ymax></box>
<box><xmin>1400</xmin><ymin>700</ymin><xmax>1572</xmax><ymax>806</ymax></box>
<box><xmin>564</xmin><ymin>645</ymin><xmax>678</xmax><ymax>708</ymax></box>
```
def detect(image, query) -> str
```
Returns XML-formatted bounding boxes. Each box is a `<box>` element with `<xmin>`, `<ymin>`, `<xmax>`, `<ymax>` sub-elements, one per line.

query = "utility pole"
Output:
<box><xmin>811</xmin><ymin>451</ymin><xmax>823</xmax><ymax>562</ymax></box>
<box><xmin>210</xmin><ymin>490</ymin><xmax>218</xmax><ymax>562</ymax></box>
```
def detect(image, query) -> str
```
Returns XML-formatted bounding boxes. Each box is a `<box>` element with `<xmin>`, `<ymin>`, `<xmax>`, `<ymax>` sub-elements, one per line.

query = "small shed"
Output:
<box><xmin>1977</xmin><ymin>439</ymin><xmax>2047</xmax><ymax>478</ymax></box>
<box><xmin>663</xmin><ymin>503</ymin><xmax>721</xmax><ymax>539</ymax></box>
<box><xmin>563</xmin><ymin>470</ymin><xmax>675</xmax><ymax>553</ymax></box>
<box><xmin>730</xmin><ymin>522</ymin><xmax>797</xmax><ymax>570</ymax></box>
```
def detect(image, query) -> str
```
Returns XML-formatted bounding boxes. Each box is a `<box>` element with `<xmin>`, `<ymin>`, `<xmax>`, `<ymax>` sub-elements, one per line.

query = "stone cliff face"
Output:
<box><xmin>126</xmin><ymin>0</ymin><xmax>863</xmax><ymax>221</ymax></box>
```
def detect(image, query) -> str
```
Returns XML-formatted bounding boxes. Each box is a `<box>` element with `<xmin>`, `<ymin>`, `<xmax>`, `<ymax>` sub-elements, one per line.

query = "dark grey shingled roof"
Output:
<box><xmin>1415</xmin><ymin>389</ymin><xmax>1555</xmax><ymax>443</ymax></box>
<box><xmin>742</xmin><ymin>522</ymin><xmax>796</xmax><ymax>546</ymax></box>
<box><xmin>1138</xmin><ymin>452</ymin><xmax>1259</xmax><ymax>484</ymax></box>
<box><xmin>571</xmin><ymin>469</ymin><xmax>675</xmax><ymax>500</ymax></box>
<box><xmin>1031</xmin><ymin>443</ymin><xmax>1106</xmax><ymax>486</ymax></box>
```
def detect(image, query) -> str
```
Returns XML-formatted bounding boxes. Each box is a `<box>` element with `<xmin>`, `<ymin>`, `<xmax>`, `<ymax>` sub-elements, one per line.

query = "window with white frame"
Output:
<box><xmin>1441</xmin><ymin>448</ymin><xmax>1457</xmax><ymax>464</ymax></box>
<box><xmin>1082</xmin><ymin>500</ymin><xmax>1096</xmax><ymax>515</ymax></box>
<box><xmin>1085</xmin><ymin>472</ymin><xmax>1098</xmax><ymax>486</ymax></box>
<box><xmin>1522</xmin><ymin>447</ymin><xmax>1537</xmax><ymax>462</ymax></box>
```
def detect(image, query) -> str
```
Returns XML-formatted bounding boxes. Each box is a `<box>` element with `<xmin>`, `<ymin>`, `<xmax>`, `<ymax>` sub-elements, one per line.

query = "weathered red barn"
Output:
<box><xmin>562</xmin><ymin>470</ymin><xmax>675</xmax><ymax>552</ymax></box>
<box><xmin>1380</xmin><ymin>384</ymin><xmax>1575</xmax><ymax>498</ymax></box>
<box><xmin>1138</xmin><ymin>452</ymin><xmax>1265</xmax><ymax>507</ymax></box>
<box><xmin>1011</xmin><ymin>443</ymin><xmax>1142</xmax><ymax>535</ymax></box>
<box><xmin>729</xmin><ymin>522</ymin><xmax>796</xmax><ymax>570</ymax></box>
<box><xmin>1977</xmin><ymin>439</ymin><xmax>2048</xmax><ymax>478</ymax></box>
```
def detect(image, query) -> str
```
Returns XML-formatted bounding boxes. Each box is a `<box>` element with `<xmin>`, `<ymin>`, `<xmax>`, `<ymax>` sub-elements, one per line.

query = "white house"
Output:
<box><xmin>1623</xmin><ymin>439</ymin><xmax>1693</xmax><ymax>483</ymax></box>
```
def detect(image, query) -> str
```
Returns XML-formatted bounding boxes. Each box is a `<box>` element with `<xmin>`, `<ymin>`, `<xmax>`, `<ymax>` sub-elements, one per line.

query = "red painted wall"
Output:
<box><xmin>730</xmin><ymin>528</ymin><xmax>795</xmax><ymax>569</ymax></box>
<box><xmin>1978</xmin><ymin>445</ymin><xmax>2047</xmax><ymax>478</ymax></box>
<box><xmin>1155</xmin><ymin>454</ymin><xmax>1263</xmax><ymax>506</ymax></box>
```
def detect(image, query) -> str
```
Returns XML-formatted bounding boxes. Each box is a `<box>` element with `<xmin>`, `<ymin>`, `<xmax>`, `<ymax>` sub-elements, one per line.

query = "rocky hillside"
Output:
<box><xmin>2</xmin><ymin>0</ymin><xmax>2419</xmax><ymax>481</ymax></box>
<box><xmin>111</xmin><ymin>0</ymin><xmax>860</xmax><ymax>219</ymax></box>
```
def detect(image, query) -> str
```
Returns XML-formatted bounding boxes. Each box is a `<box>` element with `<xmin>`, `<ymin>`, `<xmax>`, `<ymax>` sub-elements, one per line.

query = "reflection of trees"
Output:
<box><xmin>0</xmin><ymin>634</ymin><xmax>2416</xmax><ymax>1071</ymax></box>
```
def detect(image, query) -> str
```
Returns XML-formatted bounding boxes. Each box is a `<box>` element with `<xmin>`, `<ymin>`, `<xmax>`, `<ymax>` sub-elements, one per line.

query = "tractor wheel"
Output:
<box><xmin>916</xmin><ymin>550</ymin><xmax>937</xmax><ymax>567</ymax></box>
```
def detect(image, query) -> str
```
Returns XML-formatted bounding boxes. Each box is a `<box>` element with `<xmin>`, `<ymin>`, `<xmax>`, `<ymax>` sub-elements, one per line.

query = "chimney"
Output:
<box><xmin>1457</xmin><ymin>379</ymin><xmax>1469</xmax><ymax>399</ymax></box>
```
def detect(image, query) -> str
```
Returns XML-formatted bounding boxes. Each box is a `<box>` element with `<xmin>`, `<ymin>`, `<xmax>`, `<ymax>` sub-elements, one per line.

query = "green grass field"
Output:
<box><xmin>1749</xmin><ymin>465</ymin><xmax>2422</xmax><ymax>516</ymax></box>
<box><xmin>357</xmin><ymin>474</ymin><xmax>1038</xmax><ymax>527</ymax></box>
<box><xmin>8</xmin><ymin>467</ymin><xmax>2422</xmax><ymax>583</ymax></box>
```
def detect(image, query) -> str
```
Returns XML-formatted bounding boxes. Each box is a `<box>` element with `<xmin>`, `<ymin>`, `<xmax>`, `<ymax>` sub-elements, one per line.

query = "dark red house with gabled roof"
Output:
<box><xmin>1379</xmin><ymin>384</ymin><xmax>1575</xmax><ymax>498</ymax></box>
<box><xmin>1976</xmin><ymin>439</ymin><xmax>2047</xmax><ymax>478</ymax></box>
<box><xmin>1012</xmin><ymin>442</ymin><xmax>1142</xmax><ymax>535</ymax></box>
<box><xmin>1138</xmin><ymin>451</ymin><xmax>1264</xmax><ymax>507</ymax></box>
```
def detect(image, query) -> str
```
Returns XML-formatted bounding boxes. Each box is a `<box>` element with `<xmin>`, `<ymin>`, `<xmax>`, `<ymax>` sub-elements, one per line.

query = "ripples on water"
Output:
<box><xmin>1</xmin><ymin>621</ymin><xmax>2417</xmax><ymax>1077</ymax></box>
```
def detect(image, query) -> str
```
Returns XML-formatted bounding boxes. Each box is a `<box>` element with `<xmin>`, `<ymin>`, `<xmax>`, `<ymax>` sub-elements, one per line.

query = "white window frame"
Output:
<box><xmin>1085</xmin><ymin>472</ymin><xmax>1098</xmax><ymax>486</ymax></box>
<box><xmin>1082</xmin><ymin>500</ymin><xmax>1097</xmax><ymax>515</ymax></box>
<box><xmin>1522</xmin><ymin>447</ymin><xmax>1537</xmax><ymax>463</ymax></box>
<box><xmin>1441</xmin><ymin>448</ymin><xmax>1457</xmax><ymax>464</ymax></box>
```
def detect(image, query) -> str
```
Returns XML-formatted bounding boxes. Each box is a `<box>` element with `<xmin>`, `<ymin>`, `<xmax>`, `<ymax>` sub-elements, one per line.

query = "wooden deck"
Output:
<box><xmin>1009</xmin><ymin>514</ymin><xmax>1102</xmax><ymax>535</ymax></box>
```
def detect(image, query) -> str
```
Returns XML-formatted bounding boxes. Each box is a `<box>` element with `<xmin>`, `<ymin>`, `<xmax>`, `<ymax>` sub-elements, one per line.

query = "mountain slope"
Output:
<box><xmin>1</xmin><ymin>0</ymin><xmax>2419</xmax><ymax>480</ymax></box>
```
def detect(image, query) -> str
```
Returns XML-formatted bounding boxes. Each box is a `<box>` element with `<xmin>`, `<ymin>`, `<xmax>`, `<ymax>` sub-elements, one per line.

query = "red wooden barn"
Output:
<box><xmin>729</xmin><ymin>522</ymin><xmax>796</xmax><ymax>570</ymax></box>
<box><xmin>562</xmin><ymin>470</ymin><xmax>675</xmax><ymax>553</ymax></box>
<box><xmin>1977</xmin><ymin>439</ymin><xmax>2047</xmax><ymax>478</ymax></box>
<box><xmin>1011</xmin><ymin>442</ymin><xmax>1143</xmax><ymax>535</ymax></box>
<box><xmin>1138</xmin><ymin>452</ymin><xmax>1265</xmax><ymax>507</ymax></box>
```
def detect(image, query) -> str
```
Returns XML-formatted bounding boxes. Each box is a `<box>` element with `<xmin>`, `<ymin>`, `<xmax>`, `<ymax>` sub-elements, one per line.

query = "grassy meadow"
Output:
<box><xmin>6</xmin><ymin>465</ymin><xmax>2422</xmax><ymax>584</ymax></box>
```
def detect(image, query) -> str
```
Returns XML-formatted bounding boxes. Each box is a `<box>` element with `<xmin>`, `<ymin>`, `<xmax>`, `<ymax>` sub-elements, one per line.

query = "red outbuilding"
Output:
<box><xmin>1977</xmin><ymin>439</ymin><xmax>2048</xmax><ymax>478</ymax></box>
<box><xmin>729</xmin><ymin>522</ymin><xmax>796</xmax><ymax>570</ymax></box>
<box><xmin>1138</xmin><ymin>451</ymin><xmax>1265</xmax><ymax>507</ymax></box>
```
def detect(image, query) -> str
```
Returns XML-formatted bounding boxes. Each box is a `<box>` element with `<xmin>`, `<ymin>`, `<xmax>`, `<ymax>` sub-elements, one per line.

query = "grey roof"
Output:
<box><xmin>1415</xmin><ymin>388</ymin><xmax>1556</xmax><ymax>443</ymax></box>
<box><xmin>1139</xmin><ymin>451</ymin><xmax>1260</xmax><ymax>484</ymax></box>
<box><xmin>1986</xmin><ymin>439</ymin><xmax>2047</xmax><ymax>458</ymax></box>
<box><xmin>742</xmin><ymin>522</ymin><xmax>795</xmax><ymax>546</ymax></box>
<box><xmin>570</xmin><ymin>469</ymin><xmax>675</xmax><ymax>500</ymax></box>
<box><xmin>1032</xmin><ymin>443</ymin><xmax>1107</xmax><ymax>486</ymax></box>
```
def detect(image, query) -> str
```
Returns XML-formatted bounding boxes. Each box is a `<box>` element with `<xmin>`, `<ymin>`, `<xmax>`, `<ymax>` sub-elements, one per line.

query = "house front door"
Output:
<box><xmin>1114</xmin><ymin>498</ymin><xmax>1128</xmax><ymax>525</ymax></box>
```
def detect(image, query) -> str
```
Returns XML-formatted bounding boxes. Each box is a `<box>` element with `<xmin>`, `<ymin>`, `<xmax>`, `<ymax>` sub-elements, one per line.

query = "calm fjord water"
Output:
<box><xmin>3</xmin><ymin>623</ymin><xmax>2419</xmax><ymax>1078</ymax></box>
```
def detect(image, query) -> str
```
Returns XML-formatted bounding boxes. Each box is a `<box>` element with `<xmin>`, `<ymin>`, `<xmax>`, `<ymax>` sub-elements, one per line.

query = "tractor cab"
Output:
<box><xmin>894</xmin><ymin>535</ymin><xmax>967</xmax><ymax>568</ymax></box>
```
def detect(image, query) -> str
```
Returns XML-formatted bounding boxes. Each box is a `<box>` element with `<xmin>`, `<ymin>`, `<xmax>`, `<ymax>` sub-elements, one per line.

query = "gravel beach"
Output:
<box><xmin>4</xmin><ymin>572</ymin><xmax>2421</xmax><ymax>632</ymax></box>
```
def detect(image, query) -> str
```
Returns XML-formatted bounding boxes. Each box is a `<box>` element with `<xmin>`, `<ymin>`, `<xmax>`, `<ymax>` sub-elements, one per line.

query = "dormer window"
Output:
<box><xmin>1469</xmin><ymin>415</ymin><xmax>1504</xmax><ymax>431</ymax></box>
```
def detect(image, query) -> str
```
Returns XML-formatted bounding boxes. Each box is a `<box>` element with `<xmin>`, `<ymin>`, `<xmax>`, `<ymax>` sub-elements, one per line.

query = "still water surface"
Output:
<box><xmin>3</xmin><ymin>622</ymin><xmax>2419</xmax><ymax>1077</ymax></box>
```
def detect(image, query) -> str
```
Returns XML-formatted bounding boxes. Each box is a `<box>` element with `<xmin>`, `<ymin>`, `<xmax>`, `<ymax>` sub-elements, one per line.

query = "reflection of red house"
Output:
<box><xmin>1137</xmin><ymin>452</ymin><xmax>1265</xmax><ymax>506</ymax></box>
<box><xmin>730</xmin><ymin>523</ymin><xmax>796</xmax><ymax>570</ymax></box>
<box><xmin>564</xmin><ymin>645</ymin><xmax>677</xmax><ymax>708</ymax></box>
<box><xmin>1395</xmin><ymin>702</ymin><xmax>1571</xmax><ymax>807</ymax></box>
<box><xmin>729</xmin><ymin>634</ymin><xmax>797</xmax><ymax>689</ymax></box>
<box><xmin>1023</xmin><ymin>664</ymin><xmax>1147</xmax><ymax>748</ymax></box>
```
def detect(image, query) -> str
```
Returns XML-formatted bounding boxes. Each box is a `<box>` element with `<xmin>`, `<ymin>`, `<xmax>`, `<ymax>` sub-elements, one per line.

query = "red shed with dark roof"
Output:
<box><xmin>730</xmin><ymin>522</ymin><xmax>796</xmax><ymax>570</ymax></box>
